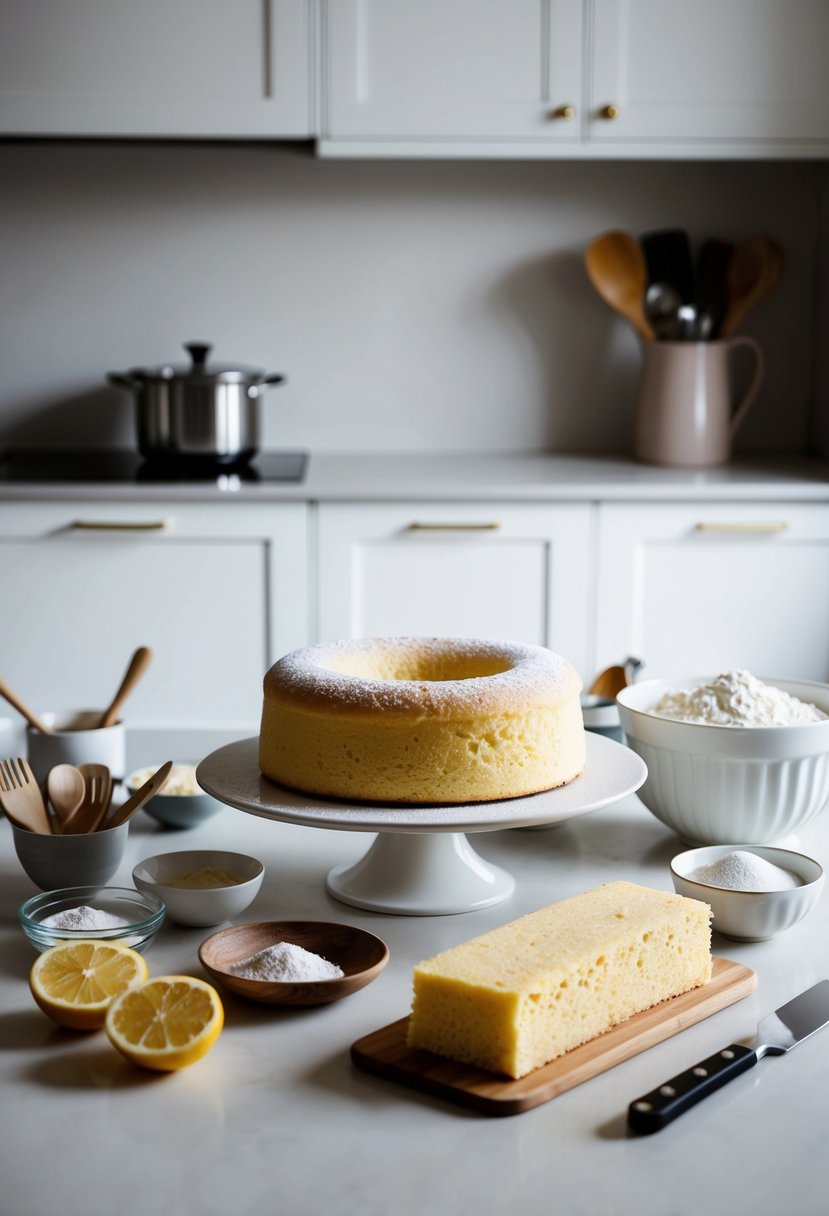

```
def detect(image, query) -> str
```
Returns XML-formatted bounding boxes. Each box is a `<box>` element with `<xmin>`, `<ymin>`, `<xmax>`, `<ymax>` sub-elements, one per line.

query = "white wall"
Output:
<box><xmin>0</xmin><ymin>142</ymin><xmax>822</xmax><ymax>456</ymax></box>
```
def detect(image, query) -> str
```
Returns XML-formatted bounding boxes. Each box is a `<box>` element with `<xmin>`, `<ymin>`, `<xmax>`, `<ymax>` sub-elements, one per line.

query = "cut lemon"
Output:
<box><xmin>29</xmin><ymin>940</ymin><xmax>149</xmax><ymax>1031</ymax></box>
<box><xmin>105</xmin><ymin>975</ymin><xmax>223</xmax><ymax>1071</ymax></box>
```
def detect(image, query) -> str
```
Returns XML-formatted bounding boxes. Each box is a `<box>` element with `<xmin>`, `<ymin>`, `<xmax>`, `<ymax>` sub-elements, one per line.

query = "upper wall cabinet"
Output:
<box><xmin>0</xmin><ymin>0</ymin><xmax>314</xmax><ymax>138</ymax></box>
<box><xmin>321</xmin><ymin>0</ymin><xmax>583</xmax><ymax>144</ymax></box>
<box><xmin>319</xmin><ymin>0</ymin><xmax>829</xmax><ymax>158</ymax></box>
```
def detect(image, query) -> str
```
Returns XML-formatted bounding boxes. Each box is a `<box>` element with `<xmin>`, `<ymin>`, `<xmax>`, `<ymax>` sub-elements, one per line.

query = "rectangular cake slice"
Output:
<box><xmin>406</xmin><ymin>881</ymin><xmax>712</xmax><ymax>1079</ymax></box>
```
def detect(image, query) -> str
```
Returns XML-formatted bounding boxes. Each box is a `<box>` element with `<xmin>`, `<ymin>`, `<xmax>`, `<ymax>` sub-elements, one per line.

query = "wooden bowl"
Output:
<box><xmin>198</xmin><ymin>920</ymin><xmax>390</xmax><ymax>1006</ymax></box>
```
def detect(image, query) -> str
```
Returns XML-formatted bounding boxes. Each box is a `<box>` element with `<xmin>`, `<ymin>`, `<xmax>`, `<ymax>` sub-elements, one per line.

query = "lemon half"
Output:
<box><xmin>30</xmin><ymin>940</ymin><xmax>149</xmax><ymax>1031</ymax></box>
<box><xmin>105</xmin><ymin>975</ymin><xmax>223</xmax><ymax>1071</ymax></box>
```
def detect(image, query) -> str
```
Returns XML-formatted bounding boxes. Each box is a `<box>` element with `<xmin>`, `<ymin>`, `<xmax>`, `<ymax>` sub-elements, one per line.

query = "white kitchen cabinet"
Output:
<box><xmin>321</xmin><ymin>0</ymin><xmax>582</xmax><ymax>144</ymax></box>
<box><xmin>0</xmin><ymin>501</ymin><xmax>309</xmax><ymax>755</ymax></box>
<box><xmin>589</xmin><ymin>0</ymin><xmax>829</xmax><ymax>148</ymax></box>
<box><xmin>595</xmin><ymin>502</ymin><xmax>829</xmax><ymax>682</ymax></box>
<box><xmin>315</xmin><ymin>502</ymin><xmax>593</xmax><ymax>679</ymax></box>
<box><xmin>0</xmin><ymin>0</ymin><xmax>314</xmax><ymax>138</ymax></box>
<box><xmin>320</xmin><ymin>0</ymin><xmax>829</xmax><ymax>157</ymax></box>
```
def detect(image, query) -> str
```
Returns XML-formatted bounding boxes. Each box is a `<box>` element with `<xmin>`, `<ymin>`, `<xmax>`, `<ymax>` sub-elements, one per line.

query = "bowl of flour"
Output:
<box><xmin>671</xmin><ymin>844</ymin><xmax>824</xmax><ymax>941</ymax></box>
<box><xmin>617</xmin><ymin>672</ymin><xmax>829</xmax><ymax>844</ymax></box>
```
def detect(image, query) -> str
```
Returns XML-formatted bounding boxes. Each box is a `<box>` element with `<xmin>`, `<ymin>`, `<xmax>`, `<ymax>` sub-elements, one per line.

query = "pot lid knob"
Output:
<box><xmin>184</xmin><ymin>342</ymin><xmax>212</xmax><ymax>371</ymax></box>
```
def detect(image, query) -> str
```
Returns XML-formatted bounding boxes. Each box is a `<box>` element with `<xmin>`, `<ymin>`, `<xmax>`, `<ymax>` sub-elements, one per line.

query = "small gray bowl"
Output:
<box><xmin>125</xmin><ymin>764</ymin><xmax>223</xmax><ymax>830</ymax></box>
<box><xmin>12</xmin><ymin>821</ymin><xmax>129</xmax><ymax>891</ymax></box>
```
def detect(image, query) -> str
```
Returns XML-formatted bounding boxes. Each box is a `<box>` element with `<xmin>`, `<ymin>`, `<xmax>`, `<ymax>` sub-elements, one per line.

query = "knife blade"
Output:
<box><xmin>628</xmin><ymin>979</ymin><xmax>829</xmax><ymax>1134</ymax></box>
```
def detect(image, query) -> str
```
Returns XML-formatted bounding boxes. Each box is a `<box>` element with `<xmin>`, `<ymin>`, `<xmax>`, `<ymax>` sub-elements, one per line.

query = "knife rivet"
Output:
<box><xmin>632</xmin><ymin>1101</ymin><xmax>653</xmax><ymax>1112</ymax></box>
<box><xmin>659</xmin><ymin>1085</ymin><xmax>677</xmax><ymax>1097</ymax></box>
<box><xmin>693</xmin><ymin>1067</ymin><xmax>708</xmax><ymax>1076</ymax></box>
<box><xmin>721</xmin><ymin>1049</ymin><xmax>736</xmax><ymax>1059</ymax></box>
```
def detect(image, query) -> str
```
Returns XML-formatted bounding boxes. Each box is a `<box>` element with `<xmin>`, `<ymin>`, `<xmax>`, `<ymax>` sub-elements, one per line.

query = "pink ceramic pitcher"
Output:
<box><xmin>634</xmin><ymin>337</ymin><xmax>764</xmax><ymax>468</ymax></box>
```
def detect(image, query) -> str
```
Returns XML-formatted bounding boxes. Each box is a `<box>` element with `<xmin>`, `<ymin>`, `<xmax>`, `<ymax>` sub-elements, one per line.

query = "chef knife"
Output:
<box><xmin>628</xmin><ymin>979</ymin><xmax>829</xmax><ymax>1134</ymax></box>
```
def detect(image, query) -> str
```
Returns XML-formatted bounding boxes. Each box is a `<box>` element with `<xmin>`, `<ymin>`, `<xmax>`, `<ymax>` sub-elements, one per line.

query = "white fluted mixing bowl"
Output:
<box><xmin>617</xmin><ymin>677</ymin><xmax>829</xmax><ymax>844</ymax></box>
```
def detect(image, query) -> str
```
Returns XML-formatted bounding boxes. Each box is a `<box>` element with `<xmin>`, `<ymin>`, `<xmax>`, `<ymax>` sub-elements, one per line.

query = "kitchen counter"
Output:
<box><xmin>0</xmin><ymin>450</ymin><xmax>828</xmax><ymax>503</ymax></box>
<box><xmin>2</xmin><ymin>776</ymin><xmax>828</xmax><ymax>1216</ymax></box>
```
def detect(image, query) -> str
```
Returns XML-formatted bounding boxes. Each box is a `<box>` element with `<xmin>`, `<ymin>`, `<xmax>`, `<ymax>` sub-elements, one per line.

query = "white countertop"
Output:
<box><xmin>1</xmin><ymin>451</ymin><xmax>828</xmax><ymax>502</ymax></box>
<box><xmin>2</xmin><ymin>775</ymin><xmax>828</xmax><ymax>1216</ymax></box>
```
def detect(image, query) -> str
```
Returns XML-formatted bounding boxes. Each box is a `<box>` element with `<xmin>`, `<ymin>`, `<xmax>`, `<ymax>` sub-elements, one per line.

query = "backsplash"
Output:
<box><xmin>0</xmin><ymin>142</ymin><xmax>824</xmax><ymax>456</ymax></box>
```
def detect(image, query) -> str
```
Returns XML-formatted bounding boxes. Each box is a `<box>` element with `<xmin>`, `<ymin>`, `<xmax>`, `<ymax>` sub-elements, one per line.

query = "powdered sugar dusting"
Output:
<box><xmin>652</xmin><ymin>670</ymin><xmax>826</xmax><ymax>727</ymax></box>
<box><xmin>264</xmin><ymin>636</ymin><xmax>580</xmax><ymax>717</ymax></box>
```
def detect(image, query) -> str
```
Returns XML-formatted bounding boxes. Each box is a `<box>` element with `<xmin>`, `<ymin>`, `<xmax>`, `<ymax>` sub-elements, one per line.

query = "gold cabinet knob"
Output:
<box><xmin>600</xmin><ymin>103</ymin><xmax>621</xmax><ymax>120</ymax></box>
<box><xmin>552</xmin><ymin>104</ymin><xmax>576</xmax><ymax>120</ymax></box>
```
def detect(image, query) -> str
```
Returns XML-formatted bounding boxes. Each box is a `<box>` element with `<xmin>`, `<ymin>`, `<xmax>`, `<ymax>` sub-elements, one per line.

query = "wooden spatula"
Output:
<box><xmin>104</xmin><ymin>761</ymin><xmax>173</xmax><ymax>830</ymax></box>
<box><xmin>98</xmin><ymin>646</ymin><xmax>153</xmax><ymax>729</ymax></box>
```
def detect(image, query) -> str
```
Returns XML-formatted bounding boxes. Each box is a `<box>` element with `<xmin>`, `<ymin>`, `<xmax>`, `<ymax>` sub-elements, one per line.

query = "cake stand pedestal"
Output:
<box><xmin>196</xmin><ymin>735</ymin><xmax>646</xmax><ymax>916</ymax></box>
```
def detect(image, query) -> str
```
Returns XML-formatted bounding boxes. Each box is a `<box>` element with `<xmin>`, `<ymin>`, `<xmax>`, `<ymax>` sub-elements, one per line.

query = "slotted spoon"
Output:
<box><xmin>0</xmin><ymin>756</ymin><xmax>52</xmax><ymax>834</ymax></box>
<box><xmin>62</xmin><ymin>764</ymin><xmax>113</xmax><ymax>834</ymax></box>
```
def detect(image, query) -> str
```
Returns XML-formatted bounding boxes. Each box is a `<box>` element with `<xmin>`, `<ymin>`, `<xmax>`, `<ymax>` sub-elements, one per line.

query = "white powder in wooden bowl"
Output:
<box><xmin>230</xmin><ymin>941</ymin><xmax>344</xmax><ymax>983</ymax></box>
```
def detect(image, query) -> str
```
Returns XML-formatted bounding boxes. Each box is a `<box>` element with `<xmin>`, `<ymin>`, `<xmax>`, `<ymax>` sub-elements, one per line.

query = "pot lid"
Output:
<box><xmin>128</xmin><ymin>343</ymin><xmax>267</xmax><ymax>384</ymax></box>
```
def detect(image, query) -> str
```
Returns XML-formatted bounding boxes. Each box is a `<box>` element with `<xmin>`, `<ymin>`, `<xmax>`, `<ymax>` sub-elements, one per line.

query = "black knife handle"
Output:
<box><xmin>628</xmin><ymin>1043</ymin><xmax>757</xmax><ymax>1134</ymax></box>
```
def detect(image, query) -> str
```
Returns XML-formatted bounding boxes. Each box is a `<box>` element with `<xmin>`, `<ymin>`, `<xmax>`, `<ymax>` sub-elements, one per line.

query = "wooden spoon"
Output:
<box><xmin>0</xmin><ymin>677</ymin><xmax>52</xmax><ymax>734</ymax></box>
<box><xmin>104</xmin><ymin>761</ymin><xmax>173</xmax><ymax>830</ymax></box>
<box><xmin>720</xmin><ymin>237</ymin><xmax>784</xmax><ymax>337</ymax></box>
<box><xmin>585</xmin><ymin>230</ymin><xmax>655</xmax><ymax>341</ymax></box>
<box><xmin>98</xmin><ymin>646</ymin><xmax>153</xmax><ymax>728</ymax></box>
<box><xmin>46</xmin><ymin>764</ymin><xmax>85</xmax><ymax>830</ymax></box>
<box><xmin>62</xmin><ymin>764</ymin><xmax>113</xmax><ymax>834</ymax></box>
<box><xmin>589</xmin><ymin>665</ymin><xmax>627</xmax><ymax>700</ymax></box>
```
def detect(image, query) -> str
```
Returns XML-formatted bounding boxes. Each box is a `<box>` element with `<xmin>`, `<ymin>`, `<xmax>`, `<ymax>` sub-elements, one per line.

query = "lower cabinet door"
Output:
<box><xmin>596</xmin><ymin>503</ymin><xmax>829</xmax><ymax>681</ymax></box>
<box><xmin>0</xmin><ymin>502</ymin><xmax>309</xmax><ymax>755</ymax></box>
<box><xmin>316</xmin><ymin>502</ymin><xmax>592</xmax><ymax>679</ymax></box>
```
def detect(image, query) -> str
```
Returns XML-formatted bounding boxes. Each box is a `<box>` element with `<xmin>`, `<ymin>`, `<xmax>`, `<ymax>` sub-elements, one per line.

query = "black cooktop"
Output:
<box><xmin>0</xmin><ymin>449</ymin><xmax>308</xmax><ymax>485</ymax></box>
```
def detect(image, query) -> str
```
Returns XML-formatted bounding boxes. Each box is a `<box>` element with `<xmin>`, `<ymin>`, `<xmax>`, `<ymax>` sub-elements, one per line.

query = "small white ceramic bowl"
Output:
<box><xmin>132</xmin><ymin>850</ymin><xmax>264</xmax><ymax>927</ymax></box>
<box><xmin>617</xmin><ymin>676</ymin><xmax>829</xmax><ymax>844</ymax></box>
<box><xmin>671</xmin><ymin>844</ymin><xmax>824</xmax><ymax>942</ymax></box>
<box><xmin>125</xmin><ymin>763</ymin><xmax>223</xmax><ymax>830</ymax></box>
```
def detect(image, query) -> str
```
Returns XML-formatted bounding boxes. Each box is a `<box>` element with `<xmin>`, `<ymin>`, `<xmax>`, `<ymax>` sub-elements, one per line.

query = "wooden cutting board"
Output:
<box><xmin>351</xmin><ymin>956</ymin><xmax>756</xmax><ymax>1116</ymax></box>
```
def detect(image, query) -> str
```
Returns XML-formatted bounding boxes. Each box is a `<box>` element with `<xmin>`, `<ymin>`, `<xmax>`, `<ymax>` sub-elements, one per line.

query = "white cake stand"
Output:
<box><xmin>196</xmin><ymin>735</ymin><xmax>646</xmax><ymax>916</ymax></box>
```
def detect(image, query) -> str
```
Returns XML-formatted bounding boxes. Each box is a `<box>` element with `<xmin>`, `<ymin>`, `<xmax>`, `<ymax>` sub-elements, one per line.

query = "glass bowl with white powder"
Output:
<box><xmin>670</xmin><ymin>845</ymin><xmax>824</xmax><ymax>941</ymax></box>
<box><xmin>616</xmin><ymin>673</ymin><xmax>829</xmax><ymax>844</ymax></box>
<box><xmin>19</xmin><ymin>885</ymin><xmax>165</xmax><ymax>953</ymax></box>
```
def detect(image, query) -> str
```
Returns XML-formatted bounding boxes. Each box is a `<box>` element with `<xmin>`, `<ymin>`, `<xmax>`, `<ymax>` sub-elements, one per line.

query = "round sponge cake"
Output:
<box><xmin>258</xmin><ymin>636</ymin><xmax>585</xmax><ymax>805</ymax></box>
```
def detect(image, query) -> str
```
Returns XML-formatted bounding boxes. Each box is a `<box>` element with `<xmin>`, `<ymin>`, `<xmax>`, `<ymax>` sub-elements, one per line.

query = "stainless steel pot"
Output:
<box><xmin>108</xmin><ymin>342</ymin><xmax>285</xmax><ymax>465</ymax></box>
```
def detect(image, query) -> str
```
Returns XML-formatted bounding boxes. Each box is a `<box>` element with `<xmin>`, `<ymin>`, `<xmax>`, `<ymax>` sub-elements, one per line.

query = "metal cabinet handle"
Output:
<box><xmin>69</xmin><ymin>519</ymin><xmax>171</xmax><ymax>532</ymax></box>
<box><xmin>694</xmin><ymin>522</ymin><xmax>789</xmax><ymax>534</ymax></box>
<box><xmin>551</xmin><ymin>104</ymin><xmax>576</xmax><ymax>120</ymax></box>
<box><xmin>406</xmin><ymin>522</ymin><xmax>501</xmax><ymax>532</ymax></box>
<box><xmin>599</xmin><ymin>104</ymin><xmax>620</xmax><ymax>120</ymax></box>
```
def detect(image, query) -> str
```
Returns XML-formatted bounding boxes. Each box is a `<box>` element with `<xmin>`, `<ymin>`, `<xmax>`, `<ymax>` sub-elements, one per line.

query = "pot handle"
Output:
<box><xmin>107</xmin><ymin>372</ymin><xmax>141</xmax><ymax>391</ymax></box>
<box><xmin>262</xmin><ymin>373</ymin><xmax>286</xmax><ymax>386</ymax></box>
<box><xmin>249</xmin><ymin>374</ymin><xmax>286</xmax><ymax>396</ymax></box>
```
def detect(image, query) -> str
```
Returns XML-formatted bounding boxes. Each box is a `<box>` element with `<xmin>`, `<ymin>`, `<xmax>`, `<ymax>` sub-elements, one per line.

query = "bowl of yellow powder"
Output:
<box><xmin>125</xmin><ymin>763</ymin><xmax>223</xmax><ymax>831</ymax></box>
<box><xmin>132</xmin><ymin>850</ymin><xmax>264</xmax><ymax>927</ymax></box>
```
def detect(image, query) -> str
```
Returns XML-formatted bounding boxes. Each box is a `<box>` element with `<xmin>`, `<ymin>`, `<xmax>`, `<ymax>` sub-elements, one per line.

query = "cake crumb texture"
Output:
<box><xmin>406</xmin><ymin>881</ymin><xmax>712</xmax><ymax>1078</ymax></box>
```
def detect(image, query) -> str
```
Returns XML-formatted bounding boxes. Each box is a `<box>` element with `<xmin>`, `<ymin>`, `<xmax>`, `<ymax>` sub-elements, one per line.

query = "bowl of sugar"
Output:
<box><xmin>198</xmin><ymin>920</ymin><xmax>390</xmax><ymax>1006</ymax></box>
<box><xmin>670</xmin><ymin>844</ymin><xmax>824</xmax><ymax>941</ymax></box>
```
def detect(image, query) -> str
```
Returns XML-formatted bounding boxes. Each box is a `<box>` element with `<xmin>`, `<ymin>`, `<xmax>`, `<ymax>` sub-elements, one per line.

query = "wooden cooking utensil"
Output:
<box><xmin>720</xmin><ymin>236</ymin><xmax>784</xmax><ymax>337</ymax></box>
<box><xmin>0</xmin><ymin>677</ymin><xmax>52</xmax><ymax>735</ymax></box>
<box><xmin>62</xmin><ymin>763</ymin><xmax>113</xmax><ymax>834</ymax></box>
<box><xmin>46</xmin><ymin>764</ymin><xmax>86</xmax><ymax>830</ymax></box>
<box><xmin>585</xmin><ymin>230</ymin><xmax>655</xmax><ymax>341</ymax></box>
<box><xmin>104</xmin><ymin>760</ymin><xmax>173</xmax><ymax>830</ymax></box>
<box><xmin>0</xmin><ymin>756</ymin><xmax>52</xmax><ymax>834</ymax></box>
<box><xmin>98</xmin><ymin>646</ymin><xmax>153</xmax><ymax>729</ymax></box>
<box><xmin>589</xmin><ymin>665</ymin><xmax>628</xmax><ymax>699</ymax></box>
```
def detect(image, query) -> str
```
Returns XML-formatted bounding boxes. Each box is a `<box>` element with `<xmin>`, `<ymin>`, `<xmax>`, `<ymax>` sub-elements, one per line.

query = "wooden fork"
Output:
<box><xmin>0</xmin><ymin>757</ymin><xmax>52</xmax><ymax>834</ymax></box>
